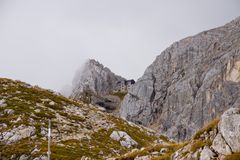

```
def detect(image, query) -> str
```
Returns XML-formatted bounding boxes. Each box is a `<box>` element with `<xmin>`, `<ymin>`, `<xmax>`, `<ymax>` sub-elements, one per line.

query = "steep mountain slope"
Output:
<box><xmin>121</xmin><ymin>17</ymin><xmax>240</xmax><ymax>141</ymax></box>
<box><xmin>0</xmin><ymin>78</ymin><xmax>157</xmax><ymax>160</ymax></box>
<box><xmin>71</xmin><ymin>59</ymin><xmax>127</xmax><ymax>113</ymax></box>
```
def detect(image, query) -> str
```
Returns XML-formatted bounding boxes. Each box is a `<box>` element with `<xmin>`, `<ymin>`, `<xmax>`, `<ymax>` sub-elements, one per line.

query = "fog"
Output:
<box><xmin>0</xmin><ymin>0</ymin><xmax>239</xmax><ymax>92</ymax></box>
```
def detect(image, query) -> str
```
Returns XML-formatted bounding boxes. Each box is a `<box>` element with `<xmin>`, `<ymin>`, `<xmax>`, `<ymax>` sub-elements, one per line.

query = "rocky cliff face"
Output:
<box><xmin>71</xmin><ymin>59</ymin><xmax>125</xmax><ymax>98</ymax></box>
<box><xmin>121</xmin><ymin>17</ymin><xmax>240</xmax><ymax>141</ymax></box>
<box><xmin>71</xmin><ymin>59</ymin><xmax>127</xmax><ymax>113</ymax></box>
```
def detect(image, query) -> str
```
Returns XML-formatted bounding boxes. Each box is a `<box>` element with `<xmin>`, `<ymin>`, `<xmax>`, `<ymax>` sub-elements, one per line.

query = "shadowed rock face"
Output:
<box><xmin>120</xmin><ymin>17</ymin><xmax>240</xmax><ymax>141</ymax></box>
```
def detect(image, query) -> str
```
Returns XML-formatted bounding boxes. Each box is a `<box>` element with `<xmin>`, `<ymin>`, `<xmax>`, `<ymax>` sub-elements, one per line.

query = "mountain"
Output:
<box><xmin>0</xmin><ymin>78</ymin><xmax>156</xmax><ymax>160</ymax></box>
<box><xmin>120</xmin><ymin>16</ymin><xmax>240</xmax><ymax>141</ymax></box>
<box><xmin>2</xmin><ymin>77</ymin><xmax>240</xmax><ymax>160</ymax></box>
<box><xmin>71</xmin><ymin>59</ymin><xmax>134</xmax><ymax>113</ymax></box>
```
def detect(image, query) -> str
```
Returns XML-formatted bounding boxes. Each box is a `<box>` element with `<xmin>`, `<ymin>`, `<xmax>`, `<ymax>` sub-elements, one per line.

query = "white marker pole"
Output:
<box><xmin>48</xmin><ymin>119</ymin><xmax>51</xmax><ymax>160</ymax></box>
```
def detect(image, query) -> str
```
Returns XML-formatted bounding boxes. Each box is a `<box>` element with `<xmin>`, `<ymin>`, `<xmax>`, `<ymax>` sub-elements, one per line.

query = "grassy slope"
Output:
<box><xmin>115</xmin><ymin>118</ymin><xmax>221</xmax><ymax>160</ymax></box>
<box><xmin>0</xmin><ymin>78</ymin><xmax>157</xmax><ymax>160</ymax></box>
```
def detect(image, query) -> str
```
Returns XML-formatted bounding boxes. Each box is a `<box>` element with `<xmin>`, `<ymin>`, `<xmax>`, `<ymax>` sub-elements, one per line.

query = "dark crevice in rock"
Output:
<box><xmin>150</xmin><ymin>74</ymin><xmax>156</xmax><ymax>103</ymax></box>
<box><xmin>129</xmin><ymin>93</ymin><xmax>140</xmax><ymax>101</ymax></box>
<box><xmin>220</xmin><ymin>132</ymin><xmax>233</xmax><ymax>154</ymax></box>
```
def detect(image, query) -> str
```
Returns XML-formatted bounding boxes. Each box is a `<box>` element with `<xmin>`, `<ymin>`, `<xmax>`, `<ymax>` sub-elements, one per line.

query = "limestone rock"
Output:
<box><xmin>49</xmin><ymin>101</ymin><xmax>55</xmax><ymax>106</ymax></box>
<box><xmin>121</xmin><ymin>16</ymin><xmax>240</xmax><ymax>141</ymax></box>
<box><xmin>110</xmin><ymin>131</ymin><xmax>138</xmax><ymax>148</ymax></box>
<box><xmin>134</xmin><ymin>155</ymin><xmax>151</xmax><ymax>160</ymax></box>
<box><xmin>33</xmin><ymin>155</ymin><xmax>48</xmax><ymax>160</ymax></box>
<box><xmin>71</xmin><ymin>59</ymin><xmax>125</xmax><ymax>97</ymax></box>
<box><xmin>219</xmin><ymin>107</ymin><xmax>240</xmax><ymax>153</ymax></box>
<box><xmin>19</xmin><ymin>155</ymin><xmax>29</xmax><ymax>160</ymax></box>
<box><xmin>0</xmin><ymin>99</ymin><xmax>7</xmax><ymax>107</ymax></box>
<box><xmin>200</xmin><ymin>146</ymin><xmax>216</xmax><ymax>160</ymax></box>
<box><xmin>70</xmin><ymin>59</ymin><xmax>126</xmax><ymax>112</ymax></box>
<box><xmin>3</xmin><ymin>109</ymin><xmax>14</xmax><ymax>115</ymax></box>
<box><xmin>211</xmin><ymin>133</ymin><xmax>232</xmax><ymax>155</ymax></box>
<box><xmin>0</xmin><ymin>125</ymin><xmax>35</xmax><ymax>144</ymax></box>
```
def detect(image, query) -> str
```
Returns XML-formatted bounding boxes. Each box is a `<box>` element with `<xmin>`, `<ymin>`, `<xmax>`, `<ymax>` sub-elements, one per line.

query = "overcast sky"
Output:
<box><xmin>0</xmin><ymin>0</ymin><xmax>240</xmax><ymax>92</ymax></box>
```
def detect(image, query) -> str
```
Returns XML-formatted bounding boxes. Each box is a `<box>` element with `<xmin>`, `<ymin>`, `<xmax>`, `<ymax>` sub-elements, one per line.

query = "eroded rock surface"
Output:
<box><xmin>71</xmin><ymin>59</ymin><xmax>126</xmax><ymax>112</ymax></box>
<box><xmin>121</xmin><ymin>16</ymin><xmax>240</xmax><ymax>141</ymax></box>
<box><xmin>71</xmin><ymin>59</ymin><xmax>125</xmax><ymax>97</ymax></box>
<box><xmin>0</xmin><ymin>125</ymin><xmax>35</xmax><ymax>144</ymax></box>
<box><xmin>219</xmin><ymin>107</ymin><xmax>240</xmax><ymax>153</ymax></box>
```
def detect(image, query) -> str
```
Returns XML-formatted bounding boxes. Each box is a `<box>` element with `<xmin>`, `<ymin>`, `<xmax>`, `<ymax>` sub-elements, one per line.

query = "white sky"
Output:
<box><xmin>0</xmin><ymin>0</ymin><xmax>240</xmax><ymax>92</ymax></box>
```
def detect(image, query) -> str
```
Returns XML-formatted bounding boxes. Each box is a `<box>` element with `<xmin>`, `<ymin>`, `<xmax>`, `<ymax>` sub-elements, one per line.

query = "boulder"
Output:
<box><xmin>200</xmin><ymin>146</ymin><xmax>216</xmax><ymax>160</ymax></box>
<box><xmin>110</xmin><ymin>131</ymin><xmax>138</xmax><ymax>148</ymax></box>
<box><xmin>49</xmin><ymin>101</ymin><xmax>55</xmax><ymax>106</ymax></box>
<box><xmin>219</xmin><ymin>107</ymin><xmax>240</xmax><ymax>153</ymax></box>
<box><xmin>19</xmin><ymin>155</ymin><xmax>29</xmax><ymax>160</ymax></box>
<box><xmin>0</xmin><ymin>99</ymin><xmax>7</xmax><ymax>107</ymax></box>
<box><xmin>0</xmin><ymin>125</ymin><xmax>35</xmax><ymax>144</ymax></box>
<box><xmin>211</xmin><ymin>133</ymin><xmax>232</xmax><ymax>155</ymax></box>
<box><xmin>3</xmin><ymin>109</ymin><xmax>14</xmax><ymax>115</ymax></box>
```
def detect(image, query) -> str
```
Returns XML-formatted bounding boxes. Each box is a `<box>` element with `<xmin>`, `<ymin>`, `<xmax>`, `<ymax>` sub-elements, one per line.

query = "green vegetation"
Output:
<box><xmin>159</xmin><ymin>135</ymin><xmax>170</xmax><ymax>142</ymax></box>
<box><xmin>151</xmin><ymin>154</ymin><xmax>172</xmax><ymax>160</ymax></box>
<box><xmin>111</xmin><ymin>91</ymin><xmax>127</xmax><ymax>100</ymax></box>
<box><xmin>190</xmin><ymin>139</ymin><xmax>211</xmax><ymax>153</ymax></box>
<box><xmin>193</xmin><ymin>118</ymin><xmax>219</xmax><ymax>139</ymax></box>
<box><xmin>224</xmin><ymin>153</ymin><xmax>240</xmax><ymax>160</ymax></box>
<box><xmin>0</xmin><ymin>138</ymin><xmax>39</xmax><ymax>159</ymax></box>
<box><xmin>108</xmin><ymin>115</ymin><xmax>157</xmax><ymax>147</ymax></box>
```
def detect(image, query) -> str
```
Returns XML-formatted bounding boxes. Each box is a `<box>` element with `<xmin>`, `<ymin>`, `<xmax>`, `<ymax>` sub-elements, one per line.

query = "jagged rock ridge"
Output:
<box><xmin>121</xmin><ymin>16</ymin><xmax>240</xmax><ymax>141</ymax></box>
<box><xmin>71</xmin><ymin>59</ymin><xmax>126</xmax><ymax>97</ymax></box>
<box><xmin>71</xmin><ymin>59</ymin><xmax>134</xmax><ymax>113</ymax></box>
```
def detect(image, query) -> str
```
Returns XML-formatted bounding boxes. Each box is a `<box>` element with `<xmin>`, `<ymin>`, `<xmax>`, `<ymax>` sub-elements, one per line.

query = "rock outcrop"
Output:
<box><xmin>71</xmin><ymin>59</ymin><xmax>127</xmax><ymax>112</ymax></box>
<box><xmin>71</xmin><ymin>59</ymin><xmax>125</xmax><ymax>97</ymax></box>
<box><xmin>110</xmin><ymin>131</ymin><xmax>138</xmax><ymax>148</ymax></box>
<box><xmin>218</xmin><ymin>108</ymin><xmax>240</xmax><ymax>153</ymax></box>
<box><xmin>1</xmin><ymin>125</ymin><xmax>35</xmax><ymax>144</ymax></box>
<box><xmin>121</xmin><ymin>16</ymin><xmax>240</xmax><ymax>141</ymax></box>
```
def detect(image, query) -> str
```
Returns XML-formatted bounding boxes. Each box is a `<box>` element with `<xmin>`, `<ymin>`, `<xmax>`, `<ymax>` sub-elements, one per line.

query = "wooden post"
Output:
<box><xmin>48</xmin><ymin>119</ymin><xmax>51</xmax><ymax>160</ymax></box>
